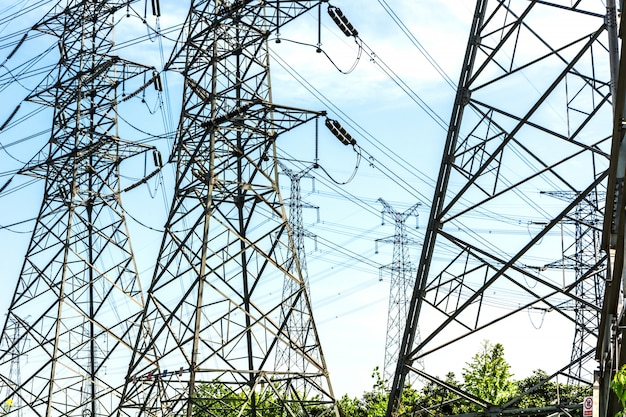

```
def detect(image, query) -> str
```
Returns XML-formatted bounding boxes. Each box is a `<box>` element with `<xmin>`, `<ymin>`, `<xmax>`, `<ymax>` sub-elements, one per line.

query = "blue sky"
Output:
<box><xmin>0</xmin><ymin>0</ymin><xmax>586</xmax><ymax>398</ymax></box>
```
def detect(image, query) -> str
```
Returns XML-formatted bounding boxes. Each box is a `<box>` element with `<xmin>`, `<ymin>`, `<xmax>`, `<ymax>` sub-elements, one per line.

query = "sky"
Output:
<box><xmin>0</xmin><ymin>0</ymin><xmax>592</xmax><ymax>399</ymax></box>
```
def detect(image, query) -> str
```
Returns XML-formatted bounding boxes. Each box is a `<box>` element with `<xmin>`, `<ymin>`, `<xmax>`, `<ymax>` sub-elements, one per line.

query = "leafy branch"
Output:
<box><xmin>611</xmin><ymin>364</ymin><xmax>626</xmax><ymax>417</ymax></box>
<box><xmin>0</xmin><ymin>399</ymin><xmax>12</xmax><ymax>416</ymax></box>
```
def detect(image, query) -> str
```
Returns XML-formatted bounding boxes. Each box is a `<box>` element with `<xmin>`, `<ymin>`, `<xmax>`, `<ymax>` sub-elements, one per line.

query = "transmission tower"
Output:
<box><xmin>118</xmin><ymin>2</ymin><xmax>340</xmax><ymax>417</ymax></box>
<box><xmin>386</xmin><ymin>1</ymin><xmax>615</xmax><ymax>416</ymax></box>
<box><xmin>0</xmin><ymin>2</ymin><xmax>159</xmax><ymax>417</ymax></box>
<box><xmin>375</xmin><ymin>198</ymin><xmax>420</xmax><ymax>387</ymax></box>
<box><xmin>540</xmin><ymin>191</ymin><xmax>606</xmax><ymax>385</ymax></box>
<box><xmin>0</xmin><ymin>318</ymin><xmax>24</xmax><ymax>417</ymax></box>
<box><xmin>275</xmin><ymin>162</ymin><xmax>319</xmax><ymax>380</ymax></box>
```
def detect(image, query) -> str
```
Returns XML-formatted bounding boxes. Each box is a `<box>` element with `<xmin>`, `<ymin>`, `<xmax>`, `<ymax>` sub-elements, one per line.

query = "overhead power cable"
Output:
<box><xmin>357</xmin><ymin>38</ymin><xmax>449</xmax><ymax>131</ymax></box>
<box><xmin>323</xmin><ymin>4</ymin><xmax>449</xmax><ymax>130</ymax></box>
<box><xmin>376</xmin><ymin>0</ymin><xmax>457</xmax><ymax>90</ymax></box>
<box><xmin>270</xmin><ymin>50</ymin><xmax>437</xmax><ymax>198</ymax></box>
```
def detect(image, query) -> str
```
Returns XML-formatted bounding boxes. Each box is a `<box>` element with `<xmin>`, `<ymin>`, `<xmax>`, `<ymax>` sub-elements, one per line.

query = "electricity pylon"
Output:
<box><xmin>0</xmin><ymin>1</ymin><xmax>159</xmax><ymax>416</ymax></box>
<box><xmin>375</xmin><ymin>198</ymin><xmax>420</xmax><ymax>388</ymax></box>
<box><xmin>0</xmin><ymin>318</ymin><xmax>24</xmax><ymax>417</ymax></box>
<box><xmin>275</xmin><ymin>162</ymin><xmax>319</xmax><ymax>382</ymax></box>
<box><xmin>386</xmin><ymin>1</ymin><xmax>615</xmax><ymax>415</ymax></box>
<box><xmin>540</xmin><ymin>191</ymin><xmax>606</xmax><ymax>385</ymax></box>
<box><xmin>118</xmin><ymin>2</ymin><xmax>339</xmax><ymax>417</ymax></box>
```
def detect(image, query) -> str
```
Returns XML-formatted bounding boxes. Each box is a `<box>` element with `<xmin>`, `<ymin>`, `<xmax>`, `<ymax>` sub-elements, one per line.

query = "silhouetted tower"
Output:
<box><xmin>0</xmin><ymin>1</ymin><xmax>159</xmax><ymax>416</ymax></box>
<box><xmin>1</xmin><ymin>318</ymin><xmax>24</xmax><ymax>417</ymax></box>
<box><xmin>275</xmin><ymin>162</ymin><xmax>319</xmax><ymax>379</ymax></box>
<box><xmin>387</xmin><ymin>1</ymin><xmax>614</xmax><ymax>416</ymax></box>
<box><xmin>376</xmin><ymin>198</ymin><xmax>420</xmax><ymax>387</ymax></box>
<box><xmin>118</xmin><ymin>2</ymin><xmax>339</xmax><ymax>417</ymax></box>
<box><xmin>541</xmin><ymin>191</ymin><xmax>606</xmax><ymax>384</ymax></box>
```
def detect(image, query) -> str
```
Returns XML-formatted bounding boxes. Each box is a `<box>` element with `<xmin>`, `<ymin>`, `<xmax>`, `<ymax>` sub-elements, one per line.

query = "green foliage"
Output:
<box><xmin>191</xmin><ymin>381</ymin><xmax>334</xmax><ymax>417</ymax></box>
<box><xmin>514</xmin><ymin>369</ymin><xmax>590</xmax><ymax>410</ymax></box>
<box><xmin>412</xmin><ymin>372</ymin><xmax>465</xmax><ymax>416</ymax></box>
<box><xmin>186</xmin><ymin>343</ymin><xmax>592</xmax><ymax>417</ymax></box>
<box><xmin>337</xmin><ymin>394</ymin><xmax>368</xmax><ymax>417</ymax></box>
<box><xmin>461</xmin><ymin>340</ymin><xmax>516</xmax><ymax>406</ymax></box>
<box><xmin>192</xmin><ymin>383</ymin><xmax>253</xmax><ymax>417</ymax></box>
<box><xmin>337</xmin><ymin>367</ymin><xmax>388</xmax><ymax>417</ymax></box>
<box><xmin>336</xmin><ymin>367</ymin><xmax>419</xmax><ymax>417</ymax></box>
<box><xmin>361</xmin><ymin>367</ymin><xmax>389</xmax><ymax>417</ymax></box>
<box><xmin>514</xmin><ymin>369</ymin><xmax>562</xmax><ymax>409</ymax></box>
<box><xmin>406</xmin><ymin>342</ymin><xmax>589</xmax><ymax>417</ymax></box>
<box><xmin>1</xmin><ymin>399</ymin><xmax>12</xmax><ymax>417</ymax></box>
<box><xmin>611</xmin><ymin>364</ymin><xmax>626</xmax><ymax>417</ymax></box>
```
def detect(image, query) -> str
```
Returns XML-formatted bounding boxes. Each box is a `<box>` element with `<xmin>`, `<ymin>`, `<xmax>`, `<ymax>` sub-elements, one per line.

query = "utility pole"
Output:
<box><xmin>0</xmin><ymin>2</ymin><xmax>159</xmax><ymax>416</ymax></box>
<box><xmin>386</xmin><ymin>1</ymin><xmax>614</xmax><ymax>416</ymax></box>
<box><xmin>118</xmin><ymin>2</ymin><xmax>340</xmax><ymax>417</ymax></box>
<box><xmin>376</xmin><ymin>198</ymin><xmax>420</xmax><ymax>387</ymax></box>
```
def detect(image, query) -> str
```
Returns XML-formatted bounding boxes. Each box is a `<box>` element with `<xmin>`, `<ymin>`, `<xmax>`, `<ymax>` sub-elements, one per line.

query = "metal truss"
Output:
<box><xmin>275</xmin><ymin>163</ymin><xmax>319</xmax><ymax>387</ymax></box>
<box><xmin>540</xmin><ymin>191</ymin><xmax>605</xmax><ymax>385</ymax></box>
<box><xmin>387</xmin><ymin>0</ymin><xmax>615</xmax><ymax>415</ymax></box>
<box><xmin>0</xmin><ymin>1</ymin><xmax>158</xmax><ymax>416</ymax></box>
<box><xmin>599</xmin><ymin>3</ymin><xmax>626</xmax><ymax>417</ymax></box>
<box><xmin>117</xmin><ymin>2</ymin><xmax>339</xmax><ymax>417</ymax></box>
<box><xmin>376</xmin><ymin>198</ymin><xmax>421</xmax><ymax>388</ymax></box>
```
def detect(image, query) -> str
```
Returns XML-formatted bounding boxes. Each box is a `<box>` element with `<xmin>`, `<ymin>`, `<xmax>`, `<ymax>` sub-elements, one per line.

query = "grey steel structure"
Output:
<box><xmin>387</xmin><ymin>1</ymin><xmax>615</xmax><ymax>416</ymax></box>
<box><xmin>0</xmin><ymin>1</ymin><xmax>158</xmax><ymax>416</ymax></box>
<box><xmin>600</xmin><ymin>3</ymin><xmax>626</xmax><ymax>417</ymax></box>
<box><xmin>117</xmin><ymin>2</ymin><xmax>339</xmax><ymax>417</ymax></box>
<box><xmin>275</xmin><ymin>163</ymin><xmax>318</xmax><ymax>383</ymax></box>
<box><xmin>540</xmin><ymin>191</ymin><xmax>605</xmax><ymax>385</ymax></box>
<box><xmin>376</xmin><ymin>198</ymin><xmax>420</xmax><ymax>387</ymax></box>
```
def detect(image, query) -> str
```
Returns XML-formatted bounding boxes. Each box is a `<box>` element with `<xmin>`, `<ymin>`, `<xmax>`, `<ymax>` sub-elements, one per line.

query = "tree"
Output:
<box><xmin>412</xmin><ymin>372</ymin><xmax>466</xmax><ymax>416</ymax></box>
<box><xmin>337</xmin><ymin>367</ymin><xmax>419</xmax><ymax>417</ymax></box>
<box><xmin>361</xmin><ymin>367</ymin><xmax>390</xmax><ymax>417</ymax></box>
<box><xmin>514</xmin><ymin>369</ymin><xmax>559</xmax><ymax>409</ymax></box>
<box><xmin>1</xmin><ymin>399</ymin><xmax>12</xmax><ymax>417</ymax></box>
<box><xmin>514</xmin><ymin>369</ymin><xmax>590</xmax><ymax>409</ymax></box>
<box><xmin>338</xmin><ymin>342</ymin><xmax>590</xmax><ymax>417</ymax></box>
<box><xmin>612</xmin><ymin>365</ymin><xmax>626</xmax><ymax>417</ymax></box>
<box><xmin>191</xmin><ymin>381</ymin><xmax>334</xmax><ymax>417</ymax></box>
<box><xmin>462</xmin><ymin>340</ymin><xmax>516</xmax><ymax>406</ymax></box>
<box><xmin>192</xmin><ymin>382</ymin><xmax>248</xmax><ymax>417</ymax></box>
<box><xmin>337</xmin><ymin>394</ymin><xmax>367</xmax><ymax>417</ymax></box>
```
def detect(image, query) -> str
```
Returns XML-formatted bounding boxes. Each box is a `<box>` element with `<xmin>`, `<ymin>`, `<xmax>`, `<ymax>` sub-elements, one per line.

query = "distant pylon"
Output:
<box><xmin>540</xmin><ymin>191</ymin><xmax>606</xmax><ymax>384</ymax></box>
<box><xmin>376</xmin><ymin>198</ymin><xmax>420</xmax><ymax>387</ymax></box>
<box><xmin>117</xmin><ymin>2</ymin><xmax>339</xmax><ymax>417</ymax></box>
<box><xmin>275</xmin><ymin>162</ymin><xmax>319</xmax><ymax>380</ymax></box>
<box><xmin>1</xmin><ymin>318</ymin><xmax>24</xmax><ymax>417</ymax></box>
<box><xmin>0</xmin><ymin>2</ymin><xmax>159</xmax><ymax>416</ymax></box>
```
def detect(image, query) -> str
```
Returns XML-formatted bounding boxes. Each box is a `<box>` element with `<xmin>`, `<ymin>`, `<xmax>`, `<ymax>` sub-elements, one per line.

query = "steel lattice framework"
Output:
<box><xmin>376</xmin><ymin>198</ymin><xmax>420</xmax><ymax>388</ymax></box>
<box><xmin>387</xmin><ymin>0</ymin><xmax>615</xmax><ymax>415</ymax></box>
<box><xmin>598</xmin><ymin>5</ymin><xmax>626</xmax><ymax>415</ymax></box>
<box><xmin>0</xmin><ymin>1</ymin><xmax>158</xmax><ymax>416</ymax></box>
<box><xmin>117</xmin><ymin>2</ymin><xmax>339</xmax><ymax>417</ymax></box>
<box><xmin>275</xmin><ymin>163</ymin><xmax>318</xmax><ymax>383</ymax></box>
<box><xmin>541</xmin><ymin>191</ymin><xmax>606</xmax><ymax>385</ymax></box>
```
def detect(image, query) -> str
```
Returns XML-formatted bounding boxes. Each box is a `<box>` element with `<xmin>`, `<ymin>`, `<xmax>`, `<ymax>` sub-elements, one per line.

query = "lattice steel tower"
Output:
<box><xmin>118</xmin><ymin>2</ymin><xmax>338</xmax><ymax>417</ymax></box>
<box><xmin>387</xmin><ymin>0</ymin><xmax>615</xmax><ymax>415</ymax></box>
<box><xmin>541</xmin><ymin>191</ymin><xmax>606</xmax><ymax>384</ymax></box>
<box><xmin>275</xmin><ymin>163</ymin><xmax>318</xmax><ymax>380</ymax></box>
<box><xmin>0</xmin><ymin>1</ymin><xmax>158</xmax><ymax>416</ymax></box>
<box><xmin>376</xmin><ymin>198</ymin><xmax>420</xmax><ymax>387</ymax></box>
<box><xmin>0</xmin><ymin>318</ymin><xmax>24</xmax><ymax>417</ymax></box>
